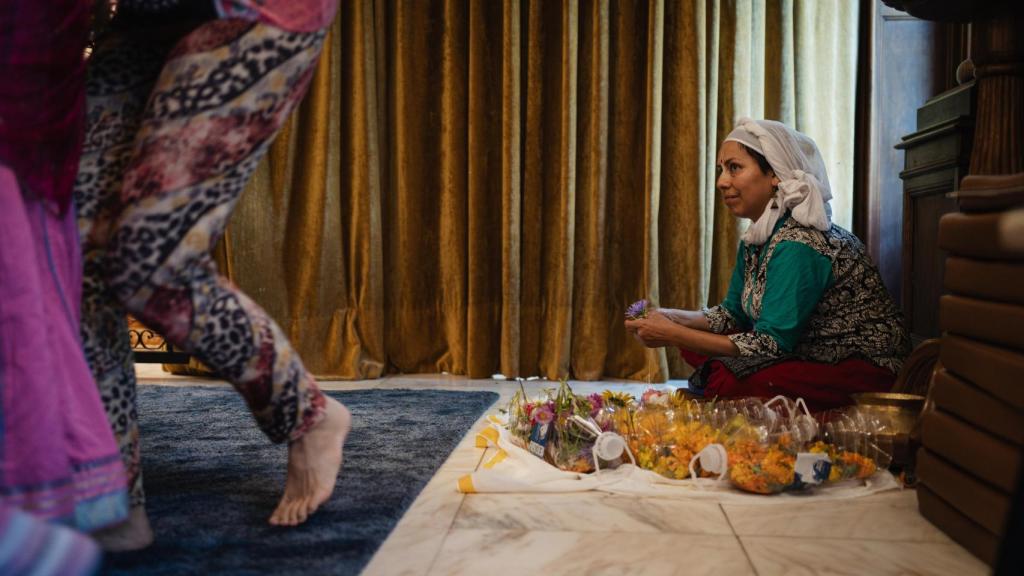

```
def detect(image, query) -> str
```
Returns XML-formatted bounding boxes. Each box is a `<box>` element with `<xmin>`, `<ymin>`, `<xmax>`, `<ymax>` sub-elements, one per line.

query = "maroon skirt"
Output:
<box><xmin>680</xmin><ymin>348</ymin><xmax>896</xmax><ymax>413</ymax></box>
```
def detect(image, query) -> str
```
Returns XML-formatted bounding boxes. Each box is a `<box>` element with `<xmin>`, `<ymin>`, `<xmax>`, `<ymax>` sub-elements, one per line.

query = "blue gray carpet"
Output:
<box><xmin>100</xmin><ymin>386</ymin><xmax>498</xmax><ymax>576</ymax></box>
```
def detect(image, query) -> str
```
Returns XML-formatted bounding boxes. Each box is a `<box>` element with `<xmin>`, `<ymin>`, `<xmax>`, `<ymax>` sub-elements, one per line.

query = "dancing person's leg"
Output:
<box><xmin>76</xmin><ymin>32</ymin><xmax>172</xmax><ymax>549</ymax></box>
<box><xmin>105</xmin><ymin>20</ymin><xmax>349</xmax><ymax>527</ymax></box>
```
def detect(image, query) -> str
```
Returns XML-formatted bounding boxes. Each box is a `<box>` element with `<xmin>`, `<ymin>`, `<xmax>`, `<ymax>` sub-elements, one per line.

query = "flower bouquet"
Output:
<box><xmin>504</xmin><ymin>379</ymin><xmax>630</xmax><ymax>473</ymax></box>
<box><xmin>620</xmin><ymin>389</ymin><xmax>727</xmax><ymax>480</ymax></box>
<box><xmin>725</xmin><ymin>400</ymin><xmax>888</xmax><ymax>494</ymax></box>
<box><xmin>546</xmin><ymin>380</ymin><xmax>603</xmax><ymax>473</ymax></box>
<box><xmin>505</xmin><ymin>389</ymin><xmax>529</xmax><ymax>442</ymax></box>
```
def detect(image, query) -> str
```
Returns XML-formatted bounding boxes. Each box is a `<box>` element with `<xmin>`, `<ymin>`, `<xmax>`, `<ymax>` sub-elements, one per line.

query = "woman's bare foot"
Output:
<box><xmin>92</xmin><ymin>505</ymin><xmax>154</xmax><ymax>551</ymax></box>
<box><xmin>269</xmin><ymin>396</ymin><xmax>351</xmax><ymax>526</ymax></box>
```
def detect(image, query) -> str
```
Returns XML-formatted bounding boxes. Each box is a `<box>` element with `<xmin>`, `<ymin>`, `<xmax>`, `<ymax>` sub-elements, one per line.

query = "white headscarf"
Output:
<box><xmin>723</xmin><ymin>117</ymin><xmax>833</xmax><ymax>245</ymax></box>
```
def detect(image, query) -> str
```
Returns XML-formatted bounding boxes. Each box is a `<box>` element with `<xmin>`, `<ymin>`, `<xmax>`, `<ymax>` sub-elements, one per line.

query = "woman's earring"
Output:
<box><xmin>770</xmin><ymin>186</ymin><xmax>779</xmax><ymax>210</ymax></box>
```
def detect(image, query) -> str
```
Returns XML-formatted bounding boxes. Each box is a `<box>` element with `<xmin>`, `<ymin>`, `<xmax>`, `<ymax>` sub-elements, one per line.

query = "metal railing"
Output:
<box><xmin>128</xmin><ymin>317</ymin><xmax>190</xmax><ymax>364</ymax></box>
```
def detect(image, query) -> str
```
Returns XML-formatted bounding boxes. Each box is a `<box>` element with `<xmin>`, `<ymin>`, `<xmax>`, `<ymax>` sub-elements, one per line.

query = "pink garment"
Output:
<box><xmin>0</xmin><ymin>165</ymin><xmax>128</xmax><ymax>531</ymax></box>
<box><xmin>0</xmin><ymin>0</ymin><xmax>91</xmax><ymax>215</ymax></box>
<box><xmin>213</xmin><ymin>0</ymin><xmax>339</xmax><ymax>32</ymax></box>
<box><xmin>0</xmin><ymin>504</ymin><xmax>101</xmax><ymax>576</ymax></box>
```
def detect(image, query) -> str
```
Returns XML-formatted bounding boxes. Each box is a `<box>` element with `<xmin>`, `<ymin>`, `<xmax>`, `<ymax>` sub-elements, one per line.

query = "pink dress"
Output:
<box><xmin>0</xmin><ymin>0</ymin><xmax>129</xmax><ymax>531</ymax></box>
<box><xmin>0</xmin><ymin>165</ymin><xmax>129</xmax><ymax>530</ymax></box>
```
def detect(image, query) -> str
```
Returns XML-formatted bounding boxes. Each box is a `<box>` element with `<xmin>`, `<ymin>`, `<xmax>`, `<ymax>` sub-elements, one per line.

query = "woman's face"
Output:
<box><xmin>715</xmin><ymin>141</ymin><xmax>778</xmax><ymax>221</ymax></box>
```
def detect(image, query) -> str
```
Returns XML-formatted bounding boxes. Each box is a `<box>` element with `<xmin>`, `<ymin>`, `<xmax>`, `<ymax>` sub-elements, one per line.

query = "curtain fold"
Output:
<box><xmin>208</xmin><ymin>0</ymin><xmax>860</xmax><ymax>382</ymax></box>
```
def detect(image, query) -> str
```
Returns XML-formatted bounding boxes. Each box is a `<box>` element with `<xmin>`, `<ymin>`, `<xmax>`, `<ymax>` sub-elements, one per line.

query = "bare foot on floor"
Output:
<box><xmin>93</xmin><ymin>505</ymin><xmax>154</xmax><ymax>551</ymax></box>
<box><xmin>269</xmin><ymin>396</ymin><xmax>351</xmax><ymax>526</ymax></box>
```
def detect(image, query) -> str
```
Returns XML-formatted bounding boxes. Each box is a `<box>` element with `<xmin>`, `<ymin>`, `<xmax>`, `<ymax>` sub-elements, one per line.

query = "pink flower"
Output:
<box><xmin>532</xmin><ymin>405</ymin><xmax>554</xmax><ymax>425</ymax></box>
<box><xmin>642</xmin><ymin>389</ymin><xmax>669</xmax><ymax>406</ymax></box>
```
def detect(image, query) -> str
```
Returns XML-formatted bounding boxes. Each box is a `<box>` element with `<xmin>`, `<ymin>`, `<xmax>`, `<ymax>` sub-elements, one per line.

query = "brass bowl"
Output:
<box><xmin>851</xmin><ymin>392</ymin><xmax>926</xmax><ymax>412</ymax></box>
<box><xmin>850</xmin><ymin>393</ymin><xmax>927</xmax><ymax>470</ymax></box>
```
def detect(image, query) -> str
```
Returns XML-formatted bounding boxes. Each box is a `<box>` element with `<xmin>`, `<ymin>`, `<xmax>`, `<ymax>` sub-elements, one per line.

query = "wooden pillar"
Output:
<box><xmin>958</xmin><ymin>16</ymin><xmax>1024</xmax><ymax>202</ymax></box>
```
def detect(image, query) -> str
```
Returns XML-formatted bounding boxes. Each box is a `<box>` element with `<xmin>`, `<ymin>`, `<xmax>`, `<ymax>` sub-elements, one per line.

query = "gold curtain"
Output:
<box><xmin>209</xmin><ymin>0</ymin><xmax>860</xmax><ymax>381</ymax></box>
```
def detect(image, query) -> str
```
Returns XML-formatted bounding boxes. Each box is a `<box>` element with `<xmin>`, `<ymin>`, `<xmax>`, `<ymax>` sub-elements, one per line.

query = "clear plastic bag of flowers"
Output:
<box><xmin>723</xmin><ymin>397</ymin><xmax>836</xmax><ymax>494</ymax></box>
<box><xmin>625</xmin><ymin>389</ymin><xmax>726</xmax><ymax>480</ymax></box>
<box><xmin>517</xmin><ymin>388</ymin><xmax>635</xmax><ymax>473</ymax></box>
<box><xmin>725</xmin><ymin>397</ymin><xmax>891</xmax><ymax>494</ymax></box>
<box><xmin>551</xmin><ymin>415</ymin><xmax>635</xmax><ymax>473</ymax></box>
<box><xmin>592</xmin><ymin>390</ymin><xmax>636</xmax><ymax>434</ymax></box>
<box><xmin>682</xmin><ymin>397</ymin><xmax>783</xmax><ymax>432</ymax></box>
<box><xmin>812</xmin><ymin>406</ymin><xmax>894</xmax><ymax>482</ymax></box>
<box><xmin>504</xmin><ymin>387</ymin><xmax>534</xmax><ymax>446</ymax></box>
<box><xmin>542</xmin><ymin>379</ymin><xmax>615</xmax><ymax>473</ymax></box>
<box><xmin>502</xmin><ymin>380</ymin><xmax>560</xmax><ymax>453</ymax></box>
<box><xmin>725</xmin><ymin>423</ymin><xmax>803</xmax><ymax>494</ymax></box>
<box><xmin>762</xmin><ymin>396</ymin><xmax>820</xmax><ymax>445</ymax></box>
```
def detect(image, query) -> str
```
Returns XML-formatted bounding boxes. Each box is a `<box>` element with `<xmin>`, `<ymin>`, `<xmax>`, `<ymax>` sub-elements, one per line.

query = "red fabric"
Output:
<box><xmin>680</xmin><ymin>348</ymin><xmax>896</xmax><ymax>413</ymax></box>
<box><xmin>0</xmin><ymin>0</ymin><xmax>91</xmax><ymax>215</ymax></box>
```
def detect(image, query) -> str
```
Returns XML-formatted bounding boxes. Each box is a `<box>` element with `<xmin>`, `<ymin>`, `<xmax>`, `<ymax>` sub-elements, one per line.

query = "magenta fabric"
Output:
<box><xmin>0</xmin><ymin>504</ymin><xmax>101</xmax><ymax>576</ymax></box>
<box><xmin>213</xmin><ymin>0</ymin><xmax>339</xmax><ymax>32</ymax></box>
<box><xmin>0</xmin><ymin>0</ymin><xmax>91</xmax><ymax>215</ymax></box>
<box><xmin>0</xmin><ymin>166</ymin><xmax>128</xmax><ymax>531</ymax></box>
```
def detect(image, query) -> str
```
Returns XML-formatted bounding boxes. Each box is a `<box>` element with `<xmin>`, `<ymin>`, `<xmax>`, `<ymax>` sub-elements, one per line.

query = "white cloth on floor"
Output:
<box><xmin>457</xmin><ymin>419</ymin><xmax>901</xmax><ymax>504</ymax></box>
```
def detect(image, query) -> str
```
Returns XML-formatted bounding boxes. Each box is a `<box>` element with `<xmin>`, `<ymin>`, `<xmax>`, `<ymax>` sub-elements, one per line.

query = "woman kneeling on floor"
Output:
<box><xmin>624</xmin><ymin>118</ymin><xmax>910</xmax><ymax>412</ymax></box>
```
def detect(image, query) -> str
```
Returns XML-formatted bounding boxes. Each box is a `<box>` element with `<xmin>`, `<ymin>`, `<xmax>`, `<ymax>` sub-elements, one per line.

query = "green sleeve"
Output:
<box><xmin>719</xmin><ymin>243</ymin><xmax>751</xmax><ymax>330</ymax></box>
<box><xmin>753</xmin><ymin>240</ymin><xmax>834</xmax><ymax>352</ymax></box>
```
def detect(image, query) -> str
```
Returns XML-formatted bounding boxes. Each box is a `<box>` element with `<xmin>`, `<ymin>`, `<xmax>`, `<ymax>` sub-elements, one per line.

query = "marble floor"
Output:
<box><xmin>135</xmin><ymin>367</ymin><xmax>990</xmax><ymax>576</ymax></box>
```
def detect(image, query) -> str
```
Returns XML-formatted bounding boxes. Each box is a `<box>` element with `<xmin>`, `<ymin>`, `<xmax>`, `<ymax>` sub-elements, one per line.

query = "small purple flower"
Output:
<box><xmin>625</xmin><ymin>299</ymin><xmax>650</xmax><ymax>320</ymax></box>
<box><xmin>588</xmin><ymin>393</ymin><xmax>604</xmax><ymax>417</ymax></box>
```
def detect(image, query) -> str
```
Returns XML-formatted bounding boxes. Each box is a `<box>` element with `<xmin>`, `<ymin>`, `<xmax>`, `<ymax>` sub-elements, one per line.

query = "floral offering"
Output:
<box><xmin>622</xmin><ymin>390</ymin><xmax>725</xmax><ymax>479</ymax></box>
<box><xmin>504</xmin><ymin>378</ymin><xmax>616</xmax><ymax>473</ymax></box>
<box><xmin>546</xmin><ymin>380</ymin><xmax>600</xmax><ymax>472</ymax></box>
<box><xmin>727</xmin><ymin>436</ymin><xmax>798</xmax><ymax>494</ymax></box>
<box><xmin>504</xmin><ymin>385</ymin><xmax>885</xmax><ymax>493</ymax></box>
<box><xmin>505</xmin><ymin>386</ymin><xmax>550</xmax><ymax>446</ymax></box>
<box><xmin>808</xmin><ymin>441</ymin><xmax>877</xmax><ymax>481</ymax></box>
<box><xmin>727</xmin><ymin>435</ymin><xmax>879</xmax><ymax>494</ymax></box>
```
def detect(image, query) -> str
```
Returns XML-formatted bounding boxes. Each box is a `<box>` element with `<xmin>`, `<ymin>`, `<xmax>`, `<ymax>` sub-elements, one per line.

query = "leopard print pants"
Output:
<box><xmin>75</xmin><ymin>19</ymin><xmax>327</xmax><ymax>507</ymax></box>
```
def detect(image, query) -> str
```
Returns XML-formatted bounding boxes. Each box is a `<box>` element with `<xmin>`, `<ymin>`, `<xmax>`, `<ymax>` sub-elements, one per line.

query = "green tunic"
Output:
<box><xmin>719</xmin><ymin>215</ymin><xmax>834</xmax><ymax>353</ymax></box>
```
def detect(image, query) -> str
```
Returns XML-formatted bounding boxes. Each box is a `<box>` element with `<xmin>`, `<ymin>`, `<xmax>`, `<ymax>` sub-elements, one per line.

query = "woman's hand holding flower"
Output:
<box><xmin>624</xmin><ymin>309</ymin><xmax>681</xmax><ymax>348</ymax></box>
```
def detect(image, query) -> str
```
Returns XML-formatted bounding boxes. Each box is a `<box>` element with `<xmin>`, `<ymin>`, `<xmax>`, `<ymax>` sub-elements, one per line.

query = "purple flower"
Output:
<box><xmin>588</xmin><ymin>393</ymin><xmax>604</xmax><ymax>417</ymax></box>
<box><xmin>625</xmin><ymin>299</ymin><xmax>650</xmax><ymax>320</ymax></box>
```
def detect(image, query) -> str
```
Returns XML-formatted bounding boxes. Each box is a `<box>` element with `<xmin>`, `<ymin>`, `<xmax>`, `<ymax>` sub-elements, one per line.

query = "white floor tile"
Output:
<box><xmin>741</xmin><ymin>535</ymin><xmax>989</xmax><ymax>576</ymax></box>
<box><xmin>722</xmin><ymin>489</ymin><xmax>951</xmax><ymax>542</ymax></box>
<box><xmin>428</xmin><ymin>530</ymin><xmax>755</xmax><ymax>576</ymax></box>
<box><xmin>454</xmin><ymin>492</ymin><xmax>733</xmax><ymax>535</ymax></box>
